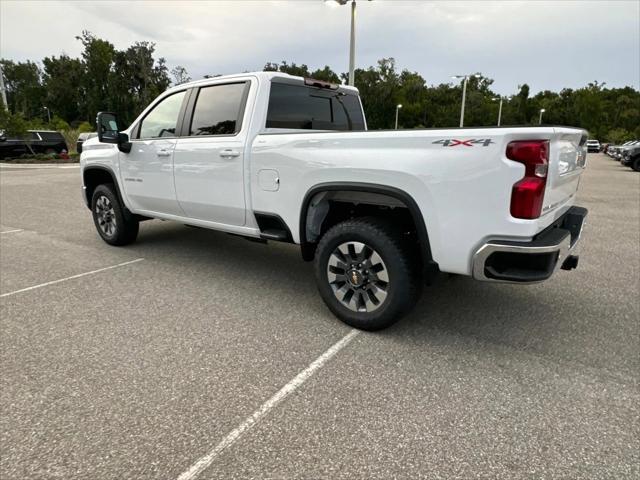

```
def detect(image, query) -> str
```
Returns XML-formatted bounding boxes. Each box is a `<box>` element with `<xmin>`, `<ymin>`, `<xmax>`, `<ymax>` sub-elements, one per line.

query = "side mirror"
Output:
<box><xmin>96</xmin><ymin>111</ymin><xmax>131</xmax><ymax>153</ymax></box>
<box><xmin>97</xmin><ymin>112</ymin><xmax>119</xmax><ymax>143</ymax></box>
<box><xmin>0</xmin><ymin>136</ymin><xmax>6</xmax><ymax>142</ymax></box>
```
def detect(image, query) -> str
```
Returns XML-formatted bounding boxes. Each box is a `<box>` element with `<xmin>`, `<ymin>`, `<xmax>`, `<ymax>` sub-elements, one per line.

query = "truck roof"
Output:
<box><xmin>170</xmin><ymin>71</ymin><xmax>359</xmax><ymax>94</ymax></box>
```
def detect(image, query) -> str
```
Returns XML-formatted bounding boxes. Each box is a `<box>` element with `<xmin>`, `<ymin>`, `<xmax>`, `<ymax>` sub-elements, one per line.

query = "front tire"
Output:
<box><xmin>314</xmin><ymin>217</ymin><xmax>421</xmax><ymax>331</ymax></box>
<box><xmin>91</xmin><ymin>184</ymin><xmax>139</xmax><ymax>246</ymax></box>
<box><xmin>633</xmin><ymin>157</ymin><xmax>640</xmax><ymax>172</ymax></box>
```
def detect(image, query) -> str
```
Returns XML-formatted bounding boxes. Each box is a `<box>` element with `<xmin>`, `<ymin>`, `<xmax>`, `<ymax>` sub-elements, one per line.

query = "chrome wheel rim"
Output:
<box><xmin>95</xmin><ymin>195</ymin><xmax>117</xmax><ymax>237</ymax></box>
<box><xmin>327</xmin><ymin>241</ymin><xmax>389</xmax><ymax>313</ymax></box>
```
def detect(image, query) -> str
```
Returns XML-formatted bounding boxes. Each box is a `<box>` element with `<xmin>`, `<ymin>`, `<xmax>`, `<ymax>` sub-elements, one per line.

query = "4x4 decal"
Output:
<box><xmin>433</xmin><ymin>139</ymin><xmax>494</xmax><ymax>147</ymax></box>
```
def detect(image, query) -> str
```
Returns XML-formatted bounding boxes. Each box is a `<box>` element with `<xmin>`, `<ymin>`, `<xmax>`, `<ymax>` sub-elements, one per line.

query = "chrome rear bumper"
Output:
<box><xmin>472</xmin><ymin>206</ymin><xmax>587</xmax><ymax>283</ymax></box>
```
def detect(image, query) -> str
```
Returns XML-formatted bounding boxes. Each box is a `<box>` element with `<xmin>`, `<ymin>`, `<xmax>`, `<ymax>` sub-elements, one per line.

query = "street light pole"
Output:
<box><xmin>459</xmin><ymin>76</ymin><xmax>468</xmax><ymax>127</ymax></box>
<box><xmin>394</xmin><ymin>104</ymin><xmax>402</xmax><ymax>129</ymax></box>
<box><xmin>493</xmin><ymin>97</ymin><xmax>503</xmax><ymax>126</ymax></box>
<box><xmin>349</xmin><ymin>0</ymin><xmax>356</xmax><ymax>86</ymax></box>
<box><xmin>0</xmin><ymin>63</ymin><xmax>8</xmax><ymax>111</ymax></box>
<box><xmin>326</xmin><ymin>0</ymin><xmax>370</xmax><ymax>86</ymax></box>
<box><xmin>44</xmin><ymin>106</ymin><xmax>51</xmax><ymax>123</ymax></box>
<box><xmin>539</xmin><ymin>108</ymin><xmax>545</xmax><ymax>125</ymax></box>
<box><xmin>395</xmin><ymin>104</ymin><xmax>402</xmax><ymax>129</ymax></box>
<box><xmin>453</xmin><ymin>74</ymin><xmax>480</xmax><ymax>128</ymax></box>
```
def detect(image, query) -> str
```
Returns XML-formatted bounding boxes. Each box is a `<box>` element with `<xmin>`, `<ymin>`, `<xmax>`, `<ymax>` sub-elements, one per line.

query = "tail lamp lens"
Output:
<box><xmin>507</xmin><ymin>140</ymin><xmax>549</xmax><ymax>219</ymax></box>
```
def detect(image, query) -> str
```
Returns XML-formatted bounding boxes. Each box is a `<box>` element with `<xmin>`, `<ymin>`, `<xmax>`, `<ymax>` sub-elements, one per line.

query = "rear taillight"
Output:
<box><xmin>507</xmin><ymin>140</ymin><xmax>549</xmax><ymax>219</ymax></box>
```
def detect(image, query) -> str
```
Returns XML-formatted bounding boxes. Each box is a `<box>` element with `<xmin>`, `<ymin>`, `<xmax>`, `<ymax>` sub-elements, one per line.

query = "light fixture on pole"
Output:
<box><xmin>325</xmin><ymin>0</ymin><xmax>371</xmax><ymax>86</ymax></box>
<box><xmin>492</xmin><ymin>97</ymin><xmax>503</xmax><ymax>126</ymax></box>
<box><xmin>395</xmin><ymin>104</ymin><xmax>402</xmax><ymax>129</ymax></box>
<box><xmin>452</xmin><ymin>73</ymin><xmax>481</xmax><ymax>127</ymax></box>
<box><xmin>539</xmin><ymin>108</ymin><xmax>546</xmax><ymax>125</ymax></box>
<box><xmin>43</xmin><ymin>106</ymin><xmax>51</xmax><ymax>123</ymax></box>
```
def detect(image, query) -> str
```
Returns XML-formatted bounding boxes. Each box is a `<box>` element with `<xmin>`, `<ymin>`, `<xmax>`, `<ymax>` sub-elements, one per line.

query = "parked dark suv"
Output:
<box><xmin>0</xmin><ymin>130</ymin><xmax>68</xmax><ymax>159</ymax></box>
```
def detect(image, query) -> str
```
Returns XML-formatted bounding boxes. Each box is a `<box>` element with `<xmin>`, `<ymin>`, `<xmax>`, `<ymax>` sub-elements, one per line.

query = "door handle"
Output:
<box><xmin>157</xmin><ymin>149</ymin><xmax>171</xmax><ymax>157</ymax></box>
<box><xmin>220</xmin><ymin>149</ymin><xmax>240</xmax><ymax>158</ymax></box>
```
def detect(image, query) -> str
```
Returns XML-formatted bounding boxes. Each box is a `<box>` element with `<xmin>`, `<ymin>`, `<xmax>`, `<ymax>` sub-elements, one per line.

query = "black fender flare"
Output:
<box><xmin>299</xmin><ymin>182</ymin><xmax>435</xmax><ymax>268</ymax></box>
<box><xmin>82</xmin><ymin>165</ymin><xmax>131</xmax><ymax>216</ymax></box>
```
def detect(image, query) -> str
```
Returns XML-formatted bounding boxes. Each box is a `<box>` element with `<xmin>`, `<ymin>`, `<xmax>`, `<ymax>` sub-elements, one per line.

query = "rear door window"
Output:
<box><xmin>189</xmin><ymin>82</ymin><xmax>248</xmax><ymax>136</ymax></box>
<box><xmin>266</xmin><ymin>82</ymin><xmax>365</xmax><ymax>131</ymax></box>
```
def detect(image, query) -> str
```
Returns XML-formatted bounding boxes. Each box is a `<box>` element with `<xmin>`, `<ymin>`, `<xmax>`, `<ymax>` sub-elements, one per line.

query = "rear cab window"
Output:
<box><xmin>266</xmin><ymin>81</ymin><xmax>365</xmax><ymax>131</ymax></box>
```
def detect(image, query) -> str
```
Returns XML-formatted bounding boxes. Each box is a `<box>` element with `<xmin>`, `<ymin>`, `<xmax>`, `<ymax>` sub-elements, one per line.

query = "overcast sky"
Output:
<box><xmin>1</xmin><ymin>0</ymin><xmax>638</xmax><ymax>95</ymax></box>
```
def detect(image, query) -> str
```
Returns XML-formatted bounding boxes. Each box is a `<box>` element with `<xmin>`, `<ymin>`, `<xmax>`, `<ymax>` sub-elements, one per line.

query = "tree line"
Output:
<box><xmin>1</xmin><ymin>32</ymin><xmax>639</xmax><ymax>143</ymax></box>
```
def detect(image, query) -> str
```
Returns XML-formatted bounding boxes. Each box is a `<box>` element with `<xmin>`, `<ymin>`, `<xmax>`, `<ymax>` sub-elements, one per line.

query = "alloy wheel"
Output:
<box><xmin>95</xmin><ymin>195</ymin><xmax>117</xmax><ymax>236</ymax></box>
<box><xmin>327</xmin><ymin>241</ymin><xmax>389</xmax><ymax>312</ymax></box>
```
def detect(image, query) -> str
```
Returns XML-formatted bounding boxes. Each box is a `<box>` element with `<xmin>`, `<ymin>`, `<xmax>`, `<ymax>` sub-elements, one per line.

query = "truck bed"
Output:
<box><xmin>251</xmin><ymin>126</ymin><xmax>587</xmax><ymax>275</ymax></box>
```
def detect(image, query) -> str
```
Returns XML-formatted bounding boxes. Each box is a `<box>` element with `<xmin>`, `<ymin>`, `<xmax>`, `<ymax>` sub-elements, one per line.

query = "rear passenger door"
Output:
<box><xmin>173</xmin><ymin>81</ymin><xmax>251</xmax><ymax>226</ymax></box>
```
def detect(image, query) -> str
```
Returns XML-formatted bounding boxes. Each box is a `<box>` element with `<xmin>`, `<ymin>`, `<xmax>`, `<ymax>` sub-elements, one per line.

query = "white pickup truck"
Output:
<box><xmin>81</xmin><ymin>71</ymin><xmax>588</xmax><ymax>330</ymax></box>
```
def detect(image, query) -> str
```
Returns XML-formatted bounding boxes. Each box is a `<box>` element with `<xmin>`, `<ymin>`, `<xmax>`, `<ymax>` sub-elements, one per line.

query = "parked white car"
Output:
<box><xmin>81</xmin><ymin>72</ymin><xmax>588</xmax><ymax>330</ymax></box>
<box><xmin>586</xmin><ymin>139</ymin><xmax>600</xmax><ymax>153</ymax></box>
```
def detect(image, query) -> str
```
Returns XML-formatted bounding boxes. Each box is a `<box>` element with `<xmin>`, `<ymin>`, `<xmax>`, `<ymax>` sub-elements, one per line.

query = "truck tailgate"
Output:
<box><xmin>543</xmin><ymin>128</ymin><xmax>587</xmax><ymax>216</ymax></box>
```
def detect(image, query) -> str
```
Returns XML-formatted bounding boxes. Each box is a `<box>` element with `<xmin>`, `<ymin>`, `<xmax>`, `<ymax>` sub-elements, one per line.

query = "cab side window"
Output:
<box><xmin>189</xmin><ymin>83</ymin><xmax>247</xmax><ymax>136</ymax></box>
<box><xmin>139</xmin><ymin>91</ymin><xmax>186</xmax><ymax>139</ymax></box>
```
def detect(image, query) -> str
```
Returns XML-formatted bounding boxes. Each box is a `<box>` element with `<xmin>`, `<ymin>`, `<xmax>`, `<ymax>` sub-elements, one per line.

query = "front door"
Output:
<box><xmin>173</xmin><ymin>81</ymin><xmax>250</xmax><ymax>226</ymax></box>
<box><xmin>120</xmin><ymin>90</ymin><xmax>187</xmax><ymax>216</ymax></box>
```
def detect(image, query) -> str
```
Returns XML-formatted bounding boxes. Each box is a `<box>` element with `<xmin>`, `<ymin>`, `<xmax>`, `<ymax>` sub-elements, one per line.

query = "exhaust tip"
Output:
<box><xmin>561</xmin><ymin>255</ymin><xmax>579</xmax><ymax>271</ymax></box>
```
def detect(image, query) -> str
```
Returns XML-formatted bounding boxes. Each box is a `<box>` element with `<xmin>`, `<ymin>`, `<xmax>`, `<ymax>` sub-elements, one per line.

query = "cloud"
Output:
<box><xmin>1</xmin><ymin>0</ymin><xmax>638</xmax><ymax>95</ymax></box>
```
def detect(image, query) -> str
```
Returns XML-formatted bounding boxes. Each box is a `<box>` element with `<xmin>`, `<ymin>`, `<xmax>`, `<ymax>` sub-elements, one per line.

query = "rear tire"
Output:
<box><xmin>314</xmin><ymin>217</ymin><xmax>421</xmax><ymax>331</ymax></box>
<box><xmin>91</xmin><ymin>184</ymin><xmax>139</xmax><ymax>246</ymax></box>
<box><xmin>633</xmin><ymin>158</ymin><xmax>640</xmax><ymax>172</ymax></box>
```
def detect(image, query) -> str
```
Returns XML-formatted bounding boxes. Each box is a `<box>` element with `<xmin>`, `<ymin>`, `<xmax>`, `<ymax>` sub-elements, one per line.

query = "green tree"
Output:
<box><xmin>264</xmin><ymin>61</ymin><xmax>310</xmax><ymax>77</ymax></box>
<box><xmin>310</xmin><ymin>65</ymin><xmax>340</xmax><ymax>83</ymax></box>
<box><xmin>42</xmin><ymin>54</ymin><xmax>85</xmax><ymax>124</ymax></box>
<box><xmin>76</xmin><ymin>31</ymin><xmax>116</xmax><ymax>122</ymax></box>
<box><xmin>110</xmin><ymin>41</ymin><xmax>171</xmax><ymax>125</ymax></box>
<box><xmin>171</xmin><ymin>65</ymin><xmax>191</xmax><ymax>85</ymax></box>
<box><xmin>0</xmin><ymin>105</ymin><xmax>28</xmax><ymax>137</ymax></box>
<box><xmin>349</xmin><ymin>58</ymin><xmax>401</xmax><ymax>129</ymax></box>
<box><xmin>0</xmin><ymin>59</ymin><xmax>45</xmax><ymax>119</ymax></box>
<box><xmin>3</xmin><ymin>42</ymin><xmax>640</xmax><ymax>143</ymax></box>
<box><xmin>77</xmin><ymin>121</ymin><xmax>93</xmax><ymax>133</ymax></box>
<box><xmin>606</xmin><ymin>128</ymin><xmax>632</xmax><ymax>144</ymax></box>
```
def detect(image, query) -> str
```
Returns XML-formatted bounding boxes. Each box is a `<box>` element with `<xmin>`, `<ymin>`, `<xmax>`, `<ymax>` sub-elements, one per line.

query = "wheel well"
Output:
<box><xmin>83</xmin><ymin>167</ymin><xmax>117</xmax><ymax>208</ymax></box>
<box><xmin>300</xmin><ymin>184</ymin><xmax>436</xmax><ymax>273</ymax></box>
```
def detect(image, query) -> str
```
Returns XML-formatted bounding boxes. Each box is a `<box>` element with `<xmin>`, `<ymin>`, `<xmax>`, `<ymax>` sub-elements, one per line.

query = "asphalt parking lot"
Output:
<box><xmin>0</xmin><ymin>154</ymin><xmax>638</xmax><ymax>479</ymax></box>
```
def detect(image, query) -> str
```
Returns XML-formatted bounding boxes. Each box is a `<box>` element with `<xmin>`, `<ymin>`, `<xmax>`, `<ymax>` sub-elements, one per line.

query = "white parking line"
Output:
<box><xmin>0</xmin><ymin>258</ymin><xmax>144</xmax><ymax>298</ymax></box>
<box><xmin>176</xmin><ymin>328</ymin><xmax>361</xmax><ymax>480</ymax></box>
<box><xmin>0</xmin><ymin>229</ymin><xmax>23</xmax><ymax>234</ymax></box>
